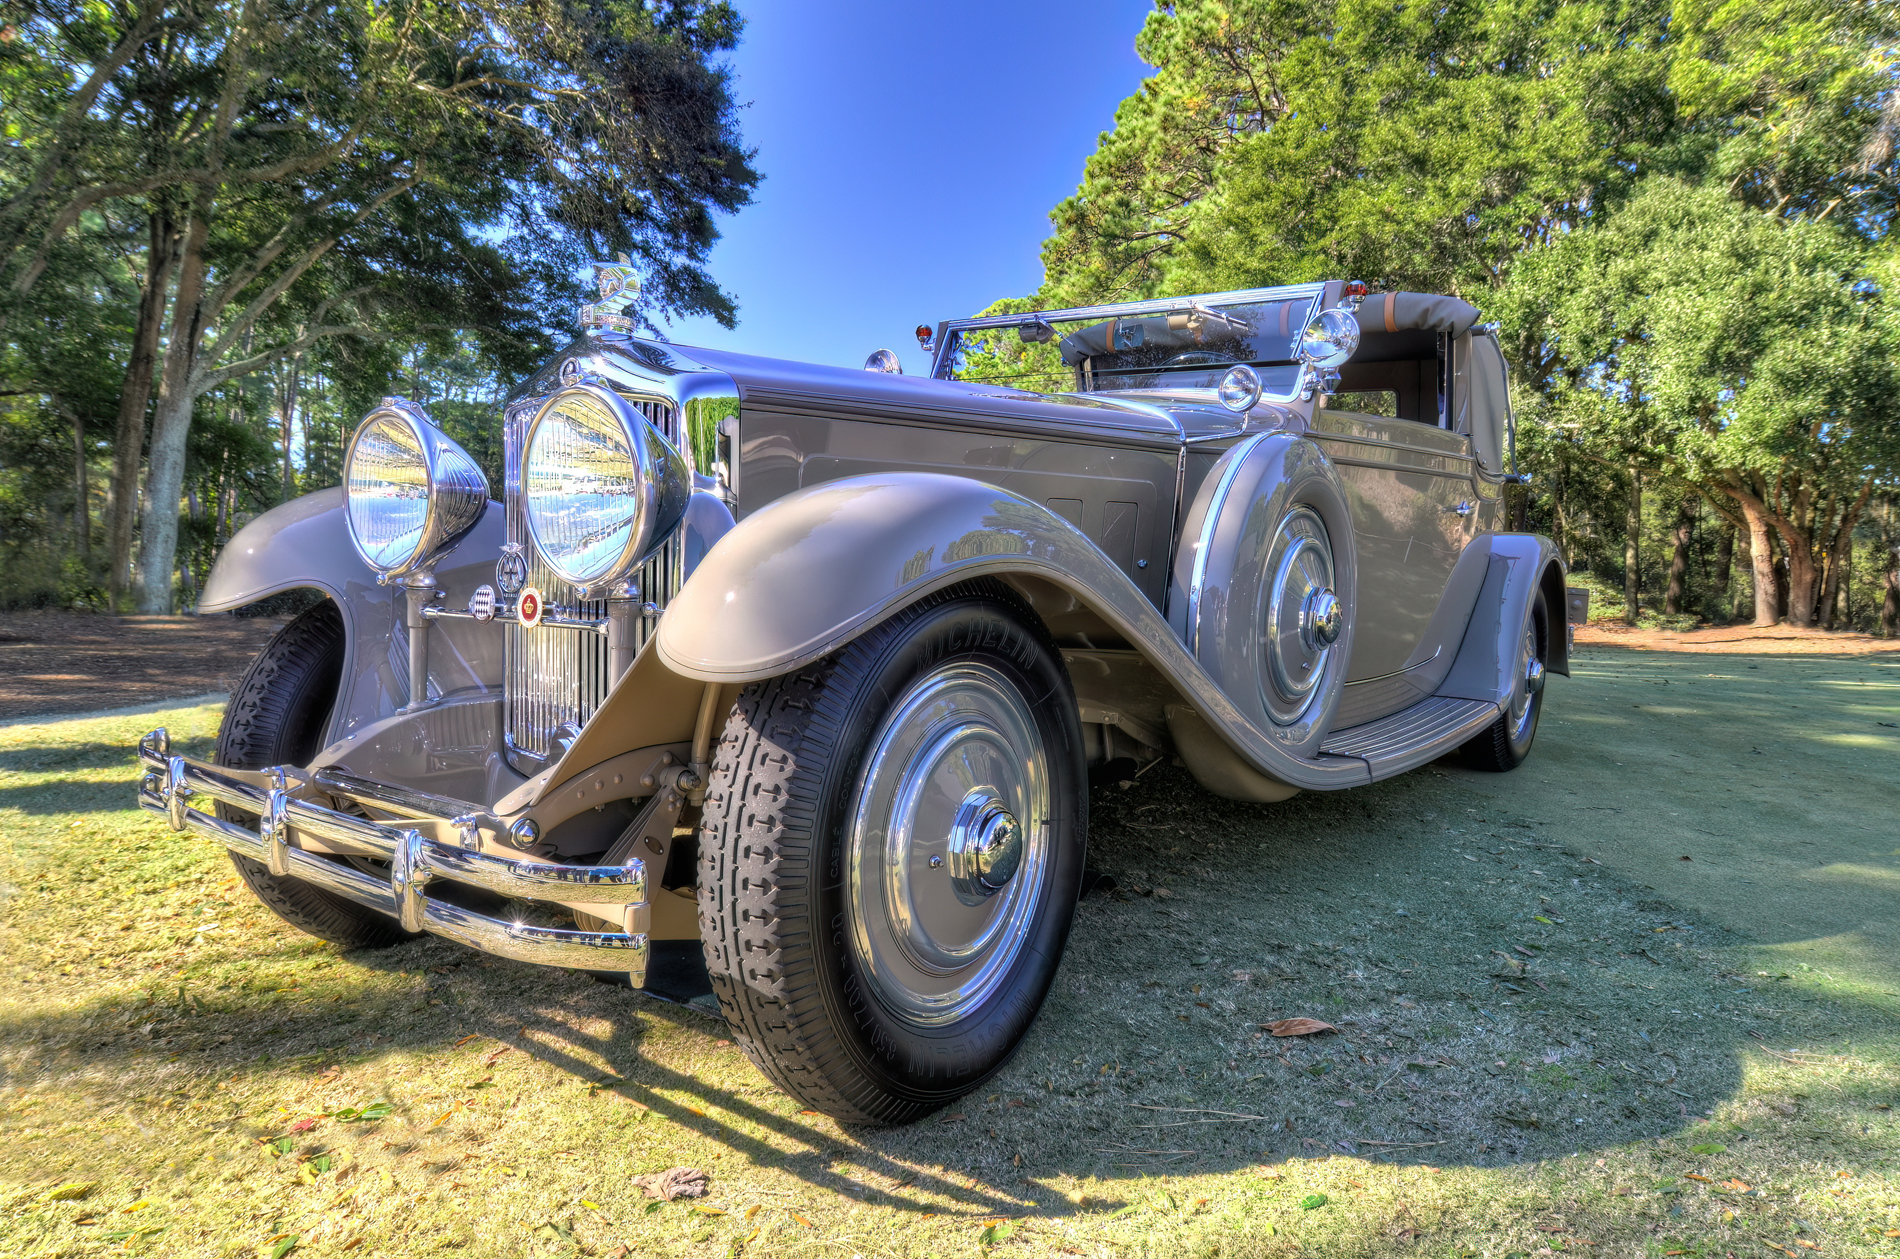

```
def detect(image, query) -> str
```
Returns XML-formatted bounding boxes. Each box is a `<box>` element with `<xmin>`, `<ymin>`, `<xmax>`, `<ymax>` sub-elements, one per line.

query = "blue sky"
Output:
<box><xmin>659</xmin><ymin>0</ymin><xmax>1158</xmax><ymax>374</ymax></box>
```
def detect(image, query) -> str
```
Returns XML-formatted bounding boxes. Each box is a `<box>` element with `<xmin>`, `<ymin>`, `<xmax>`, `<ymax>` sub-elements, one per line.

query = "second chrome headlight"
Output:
<box><xmin>522</xmin><ymin>385</ymin><xmax>689</xmax><ymax>589</ymax></box>
<box><xmin>344</xmin><ymin>398</ymin><xmax>489</xmax><ymax>579</ymax></box>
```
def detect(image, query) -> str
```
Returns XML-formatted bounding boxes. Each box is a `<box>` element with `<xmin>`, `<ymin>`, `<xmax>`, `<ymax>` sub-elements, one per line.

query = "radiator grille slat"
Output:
<box><xmin>503</xmin><ymin>394</ymin><xmax>682</xmax><ymax>768</ymax></box>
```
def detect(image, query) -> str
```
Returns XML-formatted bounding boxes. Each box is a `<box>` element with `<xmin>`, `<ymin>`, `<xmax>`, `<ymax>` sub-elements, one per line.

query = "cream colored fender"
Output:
<box><xmin>654</xmin><ymin>472</ymin><xmax>1371</xmax><ymax>793</ymax></box>
<box><xmin>195</xmin><ymin>487</ymin><xmax>511</xmax><ymax>754</ymax></box>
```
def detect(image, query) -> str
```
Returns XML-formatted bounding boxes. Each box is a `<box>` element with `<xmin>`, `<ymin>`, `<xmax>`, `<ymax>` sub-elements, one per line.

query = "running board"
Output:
<box><xmin>1319</xmin><ymin>696</ymin><xmax>1499</xmax><ymax>781</ymax></box>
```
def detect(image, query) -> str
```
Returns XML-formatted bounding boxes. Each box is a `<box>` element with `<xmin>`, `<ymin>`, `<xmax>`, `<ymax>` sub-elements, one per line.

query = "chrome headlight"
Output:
<box><xmin>522</xmin><ymin>385</ymin><xmax>690</xmax><ymax>589</ymax></box>
<box><xmin>343</xmin><ymin>398</ymin><xmax>489</xmax><ymax>579</ymax></box>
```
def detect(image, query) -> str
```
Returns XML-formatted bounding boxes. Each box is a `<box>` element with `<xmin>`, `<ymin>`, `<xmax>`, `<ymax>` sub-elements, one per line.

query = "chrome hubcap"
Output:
<box><xmin>1509</xmin><ymin>621</ymin><xmax>1542</xmax><ymax>740</ymax></box>
<box><xmin>1301</xmin><ymin>588</ymin><xmax>1342</xmax><ymax>651</ymax></box>
<box><xmin>847</xmin><ymin>662</ymin><xmax>1049</xmax><ymax>1027</ymax></box>
<box><xmin>1260</xmin><ymin>507</ymin><xmax>1337</xmax><ymax>724</ymax></box>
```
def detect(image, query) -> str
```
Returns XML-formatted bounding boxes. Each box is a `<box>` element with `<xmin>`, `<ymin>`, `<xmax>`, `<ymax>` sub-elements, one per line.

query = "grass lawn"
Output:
<box><xmin>1</xmin><ymin>649</ymin><xmax>1897</xmax><ymax>1258</ymax></box>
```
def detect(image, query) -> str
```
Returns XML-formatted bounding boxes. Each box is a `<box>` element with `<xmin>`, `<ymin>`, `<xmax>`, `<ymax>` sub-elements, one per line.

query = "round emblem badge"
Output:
<box><xmin>495</xmin><ymin>545</ymin><xmax>528</xmax><ymax>595</ymax></box>
<box><xmin>517</xmin><ymin>586</ymin><xmax>543</xmax><ymax>629</ymax></box>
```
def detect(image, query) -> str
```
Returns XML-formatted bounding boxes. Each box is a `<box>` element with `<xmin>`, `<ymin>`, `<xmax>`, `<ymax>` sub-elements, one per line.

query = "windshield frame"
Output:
<box><xmin>928</xmin><ymin>282</ymin><xmax>1327</xmax><ymax>402</ymax></box>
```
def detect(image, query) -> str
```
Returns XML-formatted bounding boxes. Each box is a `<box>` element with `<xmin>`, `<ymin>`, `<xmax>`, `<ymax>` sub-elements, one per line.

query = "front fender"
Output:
<box><xmin>198</xmin><ymin>487</ymin><xmax>510</xmax><ymax>753</ymax></box>
<box><xmin>655</xmin><ymin>473</ymin><xmax>1370</xmax><ymax>793</ymax></box>
<box><xmin>199</xmin><ymin>487</ymin><xmax>372</xmax><ymax>613</ymax></box>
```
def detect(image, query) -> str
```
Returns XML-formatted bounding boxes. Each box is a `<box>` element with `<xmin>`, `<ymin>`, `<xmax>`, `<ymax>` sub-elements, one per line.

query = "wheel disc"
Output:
<box><xmin>1509</xmin><ymin>618</ymin><xmax>1544</xmax><ymax>742</ymax></box>
<box><xmin>846</xmin><ymin>661</ymin><xmax>1050</xmax><ymax>1028</ymax></box>
<box><xmin>1259</xmin><ymin>506</ymin><xmax>1338</xmax><ymax>724</ymax></box>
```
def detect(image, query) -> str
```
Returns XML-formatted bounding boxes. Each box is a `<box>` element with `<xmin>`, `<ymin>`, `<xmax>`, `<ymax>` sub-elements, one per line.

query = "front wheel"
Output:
<box><xmin>217</xmin><ymin>599</ymin><xmax>410</xmax><ymax>949</ymax></box>
<box><xmin>696</xmin><ymin>582</ymin><xmax>1087</xmax><ymax>1124</ymax></box>
<box><xmin>1459</xmin><ymin>587</ymin><xmax>1550</xmax><ymax>771</ymax></box>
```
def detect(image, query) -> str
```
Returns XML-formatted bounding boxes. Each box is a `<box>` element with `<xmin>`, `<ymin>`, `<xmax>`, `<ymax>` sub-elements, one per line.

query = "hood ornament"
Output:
<box><xmin>580</xmin><ymin>253</ymin><xmax>639</xmax><ymax>334</ymax></box>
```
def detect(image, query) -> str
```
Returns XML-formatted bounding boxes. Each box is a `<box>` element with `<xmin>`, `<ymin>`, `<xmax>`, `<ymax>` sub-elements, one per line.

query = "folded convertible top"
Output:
<box><xmin>1354</xmin><ymin>292</ymin><xmax>1482</xmax><ymax>337</ymax></box>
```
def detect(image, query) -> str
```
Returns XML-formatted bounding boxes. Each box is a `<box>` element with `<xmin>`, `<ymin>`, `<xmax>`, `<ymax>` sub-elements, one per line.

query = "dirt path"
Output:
<box><xmin>0</xmin><ymin>611</ymin><xmax>284</xmax><ymax>722</ymax></box>
<box><xmin>1576</xmin><ymin>620</ymin><xmax>1900</xmax><ymax>654</ymax></box>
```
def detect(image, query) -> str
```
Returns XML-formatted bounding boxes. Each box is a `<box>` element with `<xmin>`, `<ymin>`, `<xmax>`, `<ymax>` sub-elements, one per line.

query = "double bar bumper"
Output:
<box><xmin>134</xmin><ymin>730</ymin><xmax>649</xmax><ymax>982</ymax></box>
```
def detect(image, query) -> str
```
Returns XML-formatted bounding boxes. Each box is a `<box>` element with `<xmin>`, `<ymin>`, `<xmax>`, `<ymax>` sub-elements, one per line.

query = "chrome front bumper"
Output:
<box><xmin>135</xmin><ymin>729</ymin><xmax>649</xmax><ymax>982</ymax></box>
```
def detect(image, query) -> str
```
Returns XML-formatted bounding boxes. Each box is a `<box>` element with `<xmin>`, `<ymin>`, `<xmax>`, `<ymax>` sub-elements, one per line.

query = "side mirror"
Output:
<box><xmin>1297</xmin><ymin>306</ymin><xmax>1361</xmax><ymax>400</ymax></box>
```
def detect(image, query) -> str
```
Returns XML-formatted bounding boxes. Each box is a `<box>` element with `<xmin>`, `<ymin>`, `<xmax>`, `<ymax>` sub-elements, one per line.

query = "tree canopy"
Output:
<box><xmin>1</xmin><ymin>0</ymin><xmax>757</xmax><ymax>611</ymax></box>
<box><xmin>1028</xmin><ymin>0</ymin><xmax>1900</xmax><ymax>629</ymax></box>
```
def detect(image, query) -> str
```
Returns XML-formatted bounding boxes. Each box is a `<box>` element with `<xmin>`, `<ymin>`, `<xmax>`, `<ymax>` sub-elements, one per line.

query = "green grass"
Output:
<box><xmin>2</xmin><ymin>654</ymin><xmax>1898</xmax><ymax>1257</ymax></box>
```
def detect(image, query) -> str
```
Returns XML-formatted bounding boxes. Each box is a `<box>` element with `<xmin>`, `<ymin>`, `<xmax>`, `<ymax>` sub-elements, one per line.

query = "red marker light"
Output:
<box><xmin>915</xmin><ymin>324</ymin><xmax>934</xmax><ymax>346</ymax></box>
<box><xmin>1343</xmin><ymin>280</ymin><xmax>1369</xmax><ymax>299</ymax></box>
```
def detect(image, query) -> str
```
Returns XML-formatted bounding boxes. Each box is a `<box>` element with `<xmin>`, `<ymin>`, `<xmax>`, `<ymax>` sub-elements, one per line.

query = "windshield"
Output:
<box><xmin>934</xmin><ymin>292</ymin><xmax>1320</xmax><ymax>399</ymax></box>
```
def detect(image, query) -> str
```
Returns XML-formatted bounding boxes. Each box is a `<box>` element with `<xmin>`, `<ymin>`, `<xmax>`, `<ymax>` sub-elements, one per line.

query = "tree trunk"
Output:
<box><xmin>278</xmin><ymin>356</ymin><xmax>300</xmax><ymax>502</ymax></box>
<box><xmin>1664</xmin><ymin>498</ymin><xmax>1692</xmax><ymax>616</ymax></box>
<box><xmin>71</xmin><ymin>406</ymin><xmax>91</xmax><ymax>567</ymax></box>
<box><xmin>106</xmin><ymin>211</ymin><xmax>177</xmax><ymax>610</ymax></box>
<box><xmin>1624</xmin><ymin>462</ymin><xmax>1642</xmax><ymax>624</ymax></box>
<box><xmin>134</xmin><ymin>210</ymin><xmax>211</xmax><ymax>615</ymax></box>
<box><xmin>1710</xmin><ymin>521</ymin><xmax>1734</xmax><ymax>623</ymax></box>
<box><xmin>214</xmin><ymin>446</ymin><xmax>230</xmax><ymax>545</ymax></box>
<box><xmin>1737</xmin><ymin>499</ymin><xmax>1779</xmax><ymax>627</ymax></box>
<box><xmin>1783</xmin><ymin>529</ymin><xmax>1820</xmax><ymax>627</ymax></box>
<box><xmin>1881</xmin><ymin>546</ymin><xmax>1899</xmax><ymax>638</ymax></box>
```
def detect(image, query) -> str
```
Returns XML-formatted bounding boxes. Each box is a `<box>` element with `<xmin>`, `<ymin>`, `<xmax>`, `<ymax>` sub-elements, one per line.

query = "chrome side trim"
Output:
<box><xmin>1185</xmin><ymin>432</ymin><xmax>1271</xmax><ymax>659</ymax></box>
<box><xmin>1341</xmin><ymin>646</ymin><xmax>1442</xmax><ymax>688</ymax></box>
<box><xmin>137</xmin><ymin>731</ymin><xmax>649</xmax><ymax>979</ymax></box>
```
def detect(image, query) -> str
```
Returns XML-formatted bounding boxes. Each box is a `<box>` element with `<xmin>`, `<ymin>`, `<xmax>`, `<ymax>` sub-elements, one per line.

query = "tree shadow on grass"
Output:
<box><xmin>4</xmin><ymin>761</ymin><xmax>1831</xmax><ymax>1229</ymax></box>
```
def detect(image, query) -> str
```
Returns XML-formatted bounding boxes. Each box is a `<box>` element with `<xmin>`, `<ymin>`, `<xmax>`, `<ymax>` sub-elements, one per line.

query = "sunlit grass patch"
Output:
<box><xmin>2</xmin><ymin>691</ymin><xmax>1897</xmax><ymax>1257</ymax></box>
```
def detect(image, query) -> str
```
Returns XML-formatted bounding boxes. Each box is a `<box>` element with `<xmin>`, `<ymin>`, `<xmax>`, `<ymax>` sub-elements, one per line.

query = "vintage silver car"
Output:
<box><xmin>136</xmin><ymin>273</ymin><xmax>1568</xmax><ymax>1123</ymax></box>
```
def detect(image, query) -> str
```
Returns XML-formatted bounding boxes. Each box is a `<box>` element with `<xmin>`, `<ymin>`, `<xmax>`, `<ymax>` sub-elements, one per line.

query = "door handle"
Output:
<box><xmin>1445</xmin><ymin>500</ymin><xmax>1475</xmax><ymax>517</ymax></box>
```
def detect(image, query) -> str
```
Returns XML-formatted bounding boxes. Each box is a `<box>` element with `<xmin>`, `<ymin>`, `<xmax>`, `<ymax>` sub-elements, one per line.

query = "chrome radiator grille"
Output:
<box><xmin>502</xmin><ymin>393</ymin><xmax>684</xmax><ymax>767</ymax></box>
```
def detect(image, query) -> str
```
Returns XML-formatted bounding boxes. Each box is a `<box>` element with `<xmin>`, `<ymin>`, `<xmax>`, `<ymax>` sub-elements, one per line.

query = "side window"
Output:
<box><xmin>1331</xmin><ymin>329</ymin><xmax>1445</xmax><ymax>423</ymax></box>
<box><xmin>1333</xmin><ymin>357</ymin><xmax>1441</xmax><ymax>422</ymax></box>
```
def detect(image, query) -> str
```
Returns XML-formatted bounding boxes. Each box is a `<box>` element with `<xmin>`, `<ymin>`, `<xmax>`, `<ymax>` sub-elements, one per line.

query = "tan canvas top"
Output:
<box><xmin>1354</xmin><ymin>292</ymin><xmax>1482</xmax><ymax>337</ymax></box>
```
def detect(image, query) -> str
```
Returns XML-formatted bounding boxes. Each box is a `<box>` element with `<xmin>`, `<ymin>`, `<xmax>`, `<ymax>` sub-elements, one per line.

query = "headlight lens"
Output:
<box><xmin>522</xmin><ymin>386</ymin><xmax>690</xmax><ymax>590</ymax></box>
<box><xmin>343</xmin><ymin>399</ymin><xmax>489</xmax><ymax>578</ymax></box>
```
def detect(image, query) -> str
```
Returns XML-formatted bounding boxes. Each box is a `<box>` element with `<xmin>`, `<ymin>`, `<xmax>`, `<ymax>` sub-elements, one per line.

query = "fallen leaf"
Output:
<box><xmin>289</xmin><ymin>1117</ymin><xmax>318</xmax><ymax>1132</ymax></box>
<box><xmin>333</xmin><ymin>1101</ymin><xmax>391</xmax><ymax>1123</ymax></box>
<box><xmin>480</xmin><ymin>1045</ymin><xmax>514</xmax><ymax>1067</ymax></box>
<box><xmin>1690</xmin><ymin>1142</ymin><xmax>1727</xmax><ymax>1155</ymax></box>
<box><xmin>940</xmin><ymin>1112</ymin><xmax>967</xmax><ymax>1123</ymax></box>
<box><xmin>632</xmin><ymin>1167</ymin><xmax>708</xmax><ymax>1201</ymax></box>
<box><xmin>122</xmin><ymin>1199</ymin><xmax>150</xmax><ymax>1213</ymax></box>
<box><xmin>744</xmin><ymin>1205</ymin><xmax>761</xmax><ymax>1221</ymax></box>
<box><xmin>692</xmin><ymin>1205</ymin><xmax>726</xmax><ymax>1216</ymax></box>
<box><xmin>44</xmin><ymin>1182</ymin><xmax>95</xmax><ymax>1202</ymax></box>
<box><xmin>270</xmin><ymin>1236</ymin><xmax>300</xmax><ymax>1259</ymax></box>
<box><xmin>1300</xmin><ymin>1193</ymin><xmax>1328</xmax><ymax>1210</ymax></box>
<box><xmin>1722</xmin><ymin>1179</ymin><xmax>1752</xmax><ymax>1192</ymax></box>
<box><xmin>580</xmin><ymin>1200</ymin><xmax>602</xmax><ymax>1211</ymax></box>
<box><xmin>1264</xmin><ymin>1018</ymin><xmax>1337</xmax><ymax>1038</ymax></box>
<box><xmin>978</xmin><ymin>1219</ymin><xmax>1016</xmax><ymax>1245</ymax></box>
<box><xmin>340</xmin><ymin>1240</ymin><xmax>363</xmax><ymax>1252</ymax></box>
<box><xmin>791</xmin><ymin>1212</ymin><xmax>814</xmax><ymax>1227</ymax></box>
<box><xmin>1684</xmin><ymin>1173</ymin><xmax>1713</xmax><ymax>1182</ymax></box>
<box><xmin>452</xmin><ymin>1034</ymin><xmax>478</xmax><ymax>1048</ymax></box>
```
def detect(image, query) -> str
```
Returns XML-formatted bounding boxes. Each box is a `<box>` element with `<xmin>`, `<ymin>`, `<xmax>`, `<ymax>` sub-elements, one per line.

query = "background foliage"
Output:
<box><xmin>0</xmin><ymin>0</ymin><xmax>756</xmax><ymax>612</ymax></box>
<box><xmin>1028</xmin><ymin>0</ymin><xmax>1900</xmax><ymax>631</ymax></box>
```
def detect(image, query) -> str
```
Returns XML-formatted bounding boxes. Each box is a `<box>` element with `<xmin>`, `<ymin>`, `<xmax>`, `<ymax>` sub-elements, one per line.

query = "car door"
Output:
<box><xmin>1309</xmin><ymin>348</ymin><xmax>1485</xmax><ymax>726</ymax></box>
